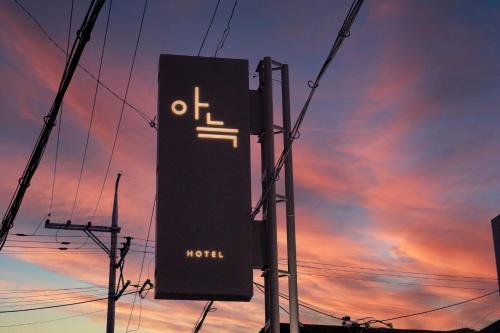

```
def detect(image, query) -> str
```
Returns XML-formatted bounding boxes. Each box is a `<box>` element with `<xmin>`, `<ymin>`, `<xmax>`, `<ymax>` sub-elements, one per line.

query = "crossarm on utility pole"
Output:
<box><xmin>84</xmin><ymin>229</ymin><xmax>111</xmax><ymax>256</ymax></box>
<box><xmin>45</xmin><ymin>220</ymin><xmax>116</xmax><ymax>256</ymax></box>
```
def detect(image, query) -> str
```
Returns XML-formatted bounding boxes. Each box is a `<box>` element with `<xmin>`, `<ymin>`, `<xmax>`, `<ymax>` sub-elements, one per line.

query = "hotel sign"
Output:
<box><xmin>156</xmin><ymin>54</ymin><xmax>253</xmax><ymax>301</ymax></box>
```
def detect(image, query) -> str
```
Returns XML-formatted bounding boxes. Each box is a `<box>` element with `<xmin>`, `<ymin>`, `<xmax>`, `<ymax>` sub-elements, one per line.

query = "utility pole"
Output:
<box><xmin>45</xmin><ymin>173</ymin><xmax>129</xmax><ymax>333</ymax></box>
<box><xmin>107</xmin><ymin>173</ymin><xmax>121</xmax><ymax>333</ymax></box>
<box><xmin>280</xmin><ymin>63</ymin><xmax>300</xmax><ymax>333</ymax></box>
<box><xmin>255</xmin><ymin>58</ymin><xmax>299</xmax><ymax>333</ymax></box>
<box><xmin>260</xmin><ymin>57</ymin><xmax>281</xmax><ymax>333</ymax></box>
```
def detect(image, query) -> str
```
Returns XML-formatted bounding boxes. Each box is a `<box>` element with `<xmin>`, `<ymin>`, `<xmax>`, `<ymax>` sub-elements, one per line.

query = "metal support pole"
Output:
<box><xmin>258</xmin><ymin>64</ymin><xmax>271</xmax><ymax>326</ymax></box>
<box><xmin>281</xmin><ymin>64</ymin><xmax>300</xmax><ymax>333</ymax></box>
<box><xmin>261</xmin><ymin>57</ymin><xmax>280</xmax><ymax>333</ymax></box>
<box><xmin>106</xmin><ymin>173</ymin><xmax>122</xmax><ymax>333</ymax></box>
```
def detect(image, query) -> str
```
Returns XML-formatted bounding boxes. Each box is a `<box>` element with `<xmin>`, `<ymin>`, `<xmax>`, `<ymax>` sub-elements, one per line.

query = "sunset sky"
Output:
<box><xmin>1</xmin><ymin>0</ymin><xmax>500</xmax><ymax>332</ymax></box>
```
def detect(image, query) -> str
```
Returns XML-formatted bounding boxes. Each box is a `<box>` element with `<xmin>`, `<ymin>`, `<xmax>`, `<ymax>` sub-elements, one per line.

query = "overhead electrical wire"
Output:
<box><xmin>192</xmin><ymin>300</ymin><xmax>215</xmax><ymax>333</ymax></box>
<box><xmin>52</xmin><ymin>0</ymin><xmax>73</xmax><ymax>247</ymax></box>
<box><xmin>0</xmin><ymin>0</ymin><xmax>108</xmax><ymax>251</ymax></box>
<box><xmin>6</xmin><ymin>239</ymin><xmax>66</xmax><ymax>244</ymax></box>
<box><xmin>277</xmin><ymin>261</ymin><xmax>498</xmax><ymax>284</ymax></box>
<box><xmin>253</xmin><ymin>283</ymin><xmax>309</xmax><ymax>329</ymax></box>
<box><xmin>292</xmin><ymin>270</ymin><xmax>493</xmax><ymax>291</ymax></box>
<box><xmin>0</xmin><ymin>309</ymin><xmax>104</xmax><ymax>328</ymax></box>
<box><xmin>251</xmin><ymin>0</ymin><xmax>364</xmax><ymax>220</ymax></box>
<box><xmin>92</xmin><ymin>0</ymin><xmax>149</xmax><ymax>219</ymax></box>
<box><xmin>10</xmin><ymin>0</ymin><xmax>156</xmax><ymax>130</ymax></box>
<box><xmin>0</xmin><ymin>293</ymin><xmax>108</xmax><ymax>307</ymax></box>
<box><xmin>0</xmin><ymin>286</ymin><xmax>103</xmax><ymax>294</ymax></box>
<box><xmin>1</xmin><ymin>250</ymin><xmax>107</xmax><ymax>255</ymax></box>
<box><xmin>214</xmin><ymin>0</ymin><xmax>238</xmax><ymax>57</ymax></box>
<box><xmin>12</xmin><ymin>233</ymin><xmax>146</xmax><ymax>241</ymax></box>
<box><xmin>253</xmin><ymin>282</ymin><xmax>347</xmax><ymax>323</ymax></box>
<box><xmin>11</xmin><ymin>233</ymin><xmax>157</xmax><ymax>244</ymax></box>
<box><xmin>286</xmin><ymin>259</ymin><xmax>498</xmax><ymax>281</ymax></box>
<box><xmin>0</xmin><ymin>289</ymin><xmax>150</xmax><ymax>314</ymax></box>
<box><xmin>48</xmin><ymin>0</ymin><xmax>73</xmax><ymax>220</ymax></box>
<box><xmin>365</xmin><ymin>289</ymin><xmax>499</xmax><ymax>323</ymax></box>
<box><xmin>0</xmin><ymin>287</ymin><xmax>105</xmax><ymax>303</ymax></box>
<box><xmin>69</xmin><ymin>0</ymin><xmax>113</xmax><ymax>221</ymax></box>
<box><xmin>197</xmin><ymin>0</ymin><xmax>221</xmax><ymax>56</ymax></box>
<box><xmin>125</xmin><ymin>195</ymin><xmax>156</xmax><ymax>332</ymax></box>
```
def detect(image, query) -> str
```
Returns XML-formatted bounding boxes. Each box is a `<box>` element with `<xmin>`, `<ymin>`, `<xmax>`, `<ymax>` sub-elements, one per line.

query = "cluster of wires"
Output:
<box><xmin>251</xmin><ymin>0</ymin><xmax>364</xmax><ymax>220</ymax></box>
<box><xmin>277</xmin><ymin>259</ymin><xmax>498</xmax><ymax>292</ymax></box>
<box><xmin>2</xmin><ymin>233</ymin><xmax>154</xmax><ymax>255</ymax></box>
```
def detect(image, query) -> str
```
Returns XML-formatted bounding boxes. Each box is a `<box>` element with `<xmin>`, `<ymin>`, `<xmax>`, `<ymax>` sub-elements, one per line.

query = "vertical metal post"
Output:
<box><xmin>258</xmin><ymin>63</ymin><xmax>271</xmax><ymax>325</ymax></box>
<box><xmin>261</xmin><ymin>57</ymin><xmax>280</xmax><ymax>333</ymax></box>
<box><xmin>281</xmin><ymin>64</ymin><xmax>300</xmax><ymax>333</ymax></box>
<box><xmin>106</xmin><ymin>173</ymin><xmax>121</xmax><ymax>333</ymax></box>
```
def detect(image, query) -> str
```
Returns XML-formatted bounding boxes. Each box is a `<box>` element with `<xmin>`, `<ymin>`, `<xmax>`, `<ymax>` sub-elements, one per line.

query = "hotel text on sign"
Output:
<box><xmin>155</xmin><ymin>54</ymin><xmax>252</xmax><ymax>301</ymax></box>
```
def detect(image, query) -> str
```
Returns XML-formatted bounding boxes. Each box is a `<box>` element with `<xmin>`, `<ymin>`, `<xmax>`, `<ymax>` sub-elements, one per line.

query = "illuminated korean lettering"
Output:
<box><xmin>170</xmin><ymin>86</ymin><xmax>239</xmax><ymax>148</ymax></box>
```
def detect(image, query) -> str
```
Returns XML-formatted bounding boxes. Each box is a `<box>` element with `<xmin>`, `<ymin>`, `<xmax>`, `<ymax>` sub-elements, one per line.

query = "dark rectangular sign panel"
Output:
<box><xmin>492</xmin><ymin>215</ymin><xmax>500</xmax><ymax>294</ymax></box>
<box><xmin>156</xmin><ymin>54</ymin><xmax>252</xmax><ymax>301</ymax></box>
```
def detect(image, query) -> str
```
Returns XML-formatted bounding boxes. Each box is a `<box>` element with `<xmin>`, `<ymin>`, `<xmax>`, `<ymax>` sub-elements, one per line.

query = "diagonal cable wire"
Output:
<box><xmin>47</xmin><ymin>0</ymin><xmax>73</xmax><ymax>218</ymax></box>
<box><xmin>192</xmin><ymin>300</ymin><xmax>215</xmax><ymax>333</ymax></box>
<box><xmin>253</xmin><ymin>282</ymin><xmax>346</xmax><ymax>322</ymax></box>
<box><xmin>197</xmin><ymin>0</ymin><xmax>221</xmax><ymax>56</ymax></box>
<box><xmin>10</xmin><ymin>0</ymin><xmax>156</xmax><ymax>130</ymax></box>
<box><xmin>214</xmin><ymin>0</ymin><xmax>238</xmax><ymax>57</ymax></box>
<box><xmin>251</xmin><ymin>0</ymin><xmax>364</xmax><ymax>220</ymax></box>
<box><xmin>125</xmin><ymin>194</ymin><xmax>156</xmax><ymax>332</ymax></box>
<box><xmin>0</xmin><ymin>309</ymin><xmax>103</xmax><ymax>328</ymax></box>
<box><xmin>92</xmin><ymin>0</ymin><xmax>148</xmax><ymax>219</ymax></box>
<box><xmin>374</xmin><ymin>289</ymin><xmax>499</xmax><ymax>322</ymax></box>
<box><xmin>69</xmin><ymin>0</ymin><xmax>113</xmax><ymax>221</ymax></box>
<box><xmin>53</xmin><ymin>0</ymin><xmax>74</xmax><ymax>244</ymax></box>
<box><xmin>0</xmin><ymin>289</ymin><xmax>148</xmax><ymax>314</ymax></box>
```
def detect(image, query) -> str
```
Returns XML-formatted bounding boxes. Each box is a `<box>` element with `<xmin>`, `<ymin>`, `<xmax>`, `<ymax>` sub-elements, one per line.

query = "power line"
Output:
<box><xmin>294</xmin><ymin>270</ymin><xmax>493</xmax><ymax>291</ymax></box>
<box><xmin>280</xmin><ymin>262</ymin><xmax>498</xmax><ymax>284</ymax></box>
<box><xmin>3</xmin><ymin>239</ymin><xmax>150</xmax><ymax>251</ymax></box>
<box><xmin>251</xmin><ymin>0</ymin><xmax>364</xmax><ymax>220</ymax></box>
<box><xmin>286</xmin><ymin>259</ymin><xmax>498</xmax><ymax>281</ymax></box>
<box><xmin>48</xmin><ymin>0</ymin><xmax>72</xmax><ymax>218</ymax></box>
<box><xmin>253</xmin><ymin>282</ymin><xmax>309</xmax><ymax>329</ymax></box>
<box><xmin>0</xmin><ymin>292</ymin><xmax>108</xmax><ymax>307</ymax></box>
<box><xmin>69</xmin><ymin>0</ymin><xmax>113</xmax><ymax>220</ymax></box>
<box><xmin>28</xmin><ymin>215</ymin><xmax>47</xmax><ymax>236</ymax></box>
<box><xmin>92</xmin><ymin>0</ymin><xmax>149</xmax><ymax>219</ymax></box>
<box><xmin>0</xmin><ymin>286</ymin><xmax>103</xmax><ymax>294</ymax></box>
<box><xmin>50</xmin><ymin>0</ymin><xmax>74</xmax><ymax>245</ymax></box>
<box><xmin>11</xmin><ymin>233</ymin><xmax>156</xmax><ymax>243</ymax></box>
<box><xmin>3</xmin><ymin>244</ymin><xmax>104</xmax><ymax>250</ymax></box>
<box><xmin>0</xmin><ymin>289</ymin><xmax>148</xmax><ymax>314</ymax></box>
<box><xmin>0</xmin><ymin>0</ymin><xmax>108</xmax><ymax>251</ymax></box>
<box><xmin>10</xmin><ymin>0</ymin><xmax>157</xmax><ymax>130</ymax></box>
<box><xmin>0</xmin><ymin>287</ymin><xmax>104</xmax><ymax>303</ymax></box>
<box><xmin>1</xmin><ymin>250</ymin><xmax>105</xmax><ymax>254</ymax></box>
<box><xmin>0</xmin><ymin>309</ymin><xmax>103</xmax><ymax>328</ymax></box>
<box><xmin>125</xmin><ymin>195</ymin><xmax>156</xmax><ymax>332</ymax></box>
<box><xmin>371</xmin><ymin>289</ymin><xmax>499</xmax><ymax>323</ymax></box>
<box><xmin>13</xmin><ymin>233</ymin><xmax>117</xmax><ymax>239</ymax></box>
<box><xmin>192</xmin><ymin>300</ymin><xmax>215</xmax><ymax>333</ymax></box>
<box><xmin>6</xmin><ymin>239</ymin><xmax>67</xmax><ymax>244</ymax></box>
<box><xmin>214</xmin><ymin>0</ymin><xmax>238</xmax><ymax>57</ymax></box>
<box><xmin>197</xmin><ymin>0</ymin><xmax>221</xmax><ymax>56</ymax></box>
<box><xmin>253</xmin><ymin>282</ymin><xmax>347</xmax><ymax>323</ymax></box>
